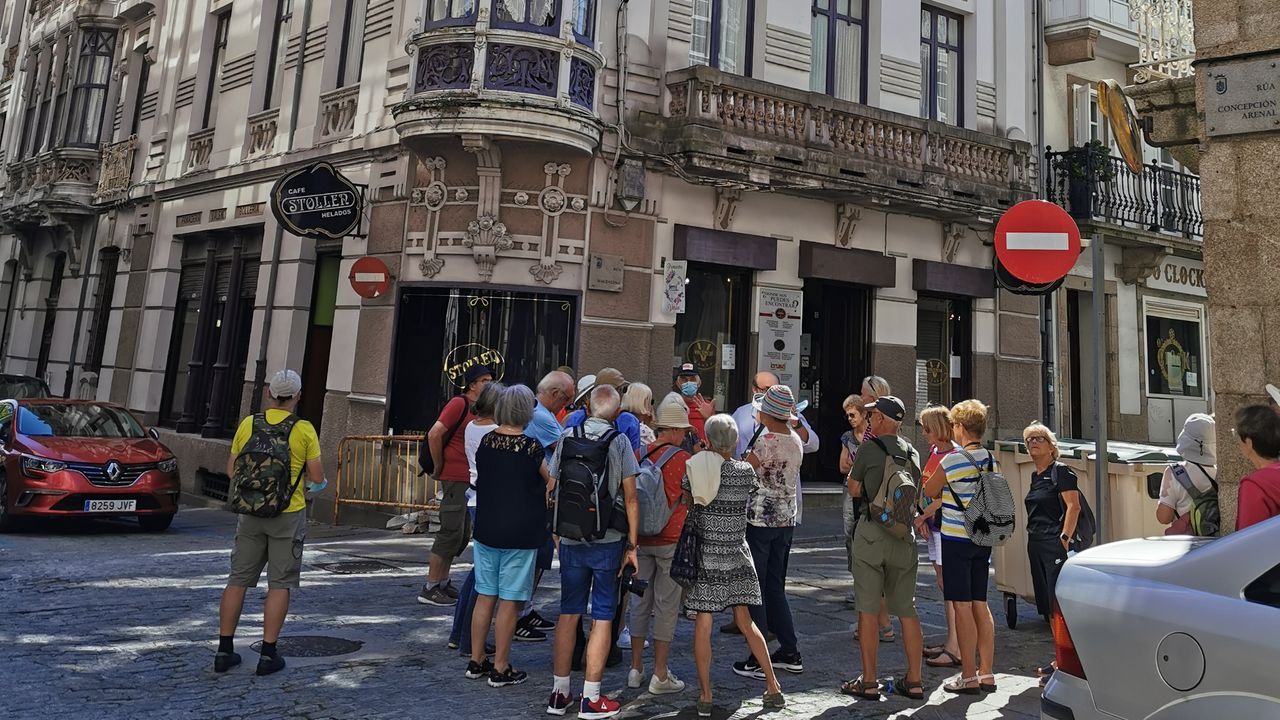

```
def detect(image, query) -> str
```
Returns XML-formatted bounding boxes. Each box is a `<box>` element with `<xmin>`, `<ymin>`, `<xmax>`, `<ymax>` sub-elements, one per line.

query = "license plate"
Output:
<box><xmin>84</xmin><ymin>499</ymin><xmax>137</xmax><ymax>512</ymax></box>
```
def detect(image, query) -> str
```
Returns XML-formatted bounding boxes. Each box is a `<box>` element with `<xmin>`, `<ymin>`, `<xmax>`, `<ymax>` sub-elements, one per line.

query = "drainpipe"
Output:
<box><xmin>62</xmin><ymin>220</ymin><xmax>100</xmax><ymax>398</ymax></box>
<box><xmin>1032</xmin><ymin>0</ymin><xmax>1058</xmax><ymax>431</ymax></box>
<box><xmin>251</xmin><ymin>0</ymin><xmax>313</xmax><ymax>413</ymax></box>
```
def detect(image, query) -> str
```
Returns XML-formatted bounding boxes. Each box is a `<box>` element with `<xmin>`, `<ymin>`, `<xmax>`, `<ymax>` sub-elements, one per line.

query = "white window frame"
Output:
<box><xmin>1142</xmin><ymin>296</ymin><xmax>1209</xmax><ymax>400</ymax></box>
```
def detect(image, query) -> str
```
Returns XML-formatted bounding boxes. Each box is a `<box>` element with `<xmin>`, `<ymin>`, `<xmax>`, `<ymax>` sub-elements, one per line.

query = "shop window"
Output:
<box><xmin>919</xmin><ymin>5</ymin><xmax>962</xmax><ymax>125</ymax></box>
<box><xmin>674</xmin><ymin>264</ymin><xmax>751</xmax><ymax>414</ymax></box>
<box><xmin>690</xmin><ymin>0</ymin><xmax>752</xmax><ymax>75</ymax></box>
<box><xmin>388</xmin><ymin>288</ymin><xmax>578</xmax><ymax>434</ymax></box>
<box><xmin>427</xmin><ymin>0</ymin><xmax>476</xmax><ymax>28</ymax></box>
<box><xmin>810</xmin><ymin>0</ymin><xmax>866</xmax><ymax>102</ymax></box>
<box><xmin>916</xmin><ymin>296</ymin><xmax>971</xmax><ymax>411</ymax></box>
<box><xmin>492</xmin><ymin>0</ymin><xmax>559</xmax><ymax>34</ymax></box>
<box><xmin>65</xmin><ymin>28</ymin><xmax>116</xmax><ymax>147</ymax></box>
<box><xmin>1145</xmin><ymin>301</ymin><xmax>1204</xmax><ymax>399</ymax></box>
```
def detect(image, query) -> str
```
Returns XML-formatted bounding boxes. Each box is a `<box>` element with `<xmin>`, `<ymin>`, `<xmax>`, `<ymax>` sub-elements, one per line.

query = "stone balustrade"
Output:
<box><xmin>244</xmin><ymin>109</ymin><xmax>279</xmax><ymax>159</ymax></box>
<box><xmin>319</xmin><ymin>85</ymin><xmax>360</xmax><ymax>141</ymax></box>
<box><xmin>186</xmin><ymin>128</ymin><xmax>214</xmax><ymax>173</ymax></box>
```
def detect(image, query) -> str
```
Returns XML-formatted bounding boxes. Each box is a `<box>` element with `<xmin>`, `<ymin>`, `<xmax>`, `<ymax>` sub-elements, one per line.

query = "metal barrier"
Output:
<box><xmin>334</xmin><ymin>435</ymin><xmax>436</xmax><ymax>524</ymax></box>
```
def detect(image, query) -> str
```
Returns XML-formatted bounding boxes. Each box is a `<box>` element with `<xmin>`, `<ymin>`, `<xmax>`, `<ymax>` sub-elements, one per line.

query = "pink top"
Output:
<box><xmin>1237</xmin><ymin>463</ymin><xmax>1280</xmax><ymax>531</ymax></box>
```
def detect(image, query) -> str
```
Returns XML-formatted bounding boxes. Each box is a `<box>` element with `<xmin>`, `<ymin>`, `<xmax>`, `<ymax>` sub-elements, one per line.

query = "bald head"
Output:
<box><xmin>536</xmin><ymin>370</ymin><xmax>575</xmax><ymax>413</ymax></box>
<box><xmin>751</xmin><ymin>371</ymin><xmax>780</xmax><ymax>395</ymax></box>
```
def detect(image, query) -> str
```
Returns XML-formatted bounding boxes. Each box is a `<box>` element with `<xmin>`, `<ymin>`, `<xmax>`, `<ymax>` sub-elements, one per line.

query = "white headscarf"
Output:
<box><xmin>686</xmin><ymin>451</ymin><xmax>725</xmax><ymax>506</ymax></box>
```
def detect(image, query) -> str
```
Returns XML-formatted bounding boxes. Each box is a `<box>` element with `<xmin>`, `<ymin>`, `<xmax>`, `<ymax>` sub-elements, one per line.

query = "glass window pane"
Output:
<box><xmin>919</xmin><ymin>41</ymin><xmax>930</xmax><ymax>118</ymax></box>
<box><xmin>836</xmin><ymin>0</ymin><xmax>848</xmax><ymax>14</ymax></box>
<box><xmin>719</xmin><ymin>0</ymin><xmax>748</xmax><ymax>73</ymax></box>
<box><xmin>834</xmin><ymin>17</ymin><xmax>861</xmax><ymax>101</ymax></box>
<box><xmin>939</xmin><ymin>48</ymin><xmax>958</xmax><ymax>124</ymax></box>
<box><xmin>456</xmin><ymin>0</ymin><xmax>475</xmax><ymax>17</ymax></box>
<box><xmin>937</xmin><ymin>14</ymin><xmax>947</xmax><ymax>43</ymax></box>
<box><xmin>533</xmin><ymin>0</ymin><xmax>555</xmax><ymax>26</ymax></box>
<box><xmin>817</xmin><ymin>0</ymin><xmax>829</xmax><ymax>10</ymax></box>
<box><xmin>849</xmin><ymin>0</ymin><xmax>862</xmax><ymax>19</ymax></box>
<box><xmin>948</xmin><ymin>14</ymin><xmax>959</xmax><ymax>45</ymax></box>
<box><xmin>921</xmin><ymin>9</ymin><xmax>930</xmax><ymax>37</ymax></box>
<box><xmin>690</xmin><ymin>0</ymin><xmax>712</xmax><ymax>66</ymax></box>
<box><xmin>498</xmin><ymin>0</ymin><xmax>524</xmax><ymax>23</ymax></box>
<box><xmin>811</xmin><ymin>14</ymin><xmax>828</xmax><ymax>93</ymax></box>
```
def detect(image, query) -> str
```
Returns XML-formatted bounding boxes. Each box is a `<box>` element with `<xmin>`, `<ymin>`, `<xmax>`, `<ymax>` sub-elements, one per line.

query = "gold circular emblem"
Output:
<box><xmin>443</xmin><ymin>343</ymin><xmax>506</xmax><ymax>388</ymax></box>
<box><xmin>925</xmin><ymin>358</ymin><xmax>949</xmax><ymax>387</ymax></box>
<box><xmin>687</xmin><ymin>340</ymin><xmax>717</xmax><ymax>371</ymax></box>
<box><xmin>1155</xmin><ymin>329</ymin><xmax>1188</xmax><ymax>385</ymax></box>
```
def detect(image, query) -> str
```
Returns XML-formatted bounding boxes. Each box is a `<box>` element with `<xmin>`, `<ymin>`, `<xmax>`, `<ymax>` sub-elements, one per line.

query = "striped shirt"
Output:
<box><xmin>939</xmin><ymin>447</ymin><xmax>994</xmax><ymax>541</ymax></box>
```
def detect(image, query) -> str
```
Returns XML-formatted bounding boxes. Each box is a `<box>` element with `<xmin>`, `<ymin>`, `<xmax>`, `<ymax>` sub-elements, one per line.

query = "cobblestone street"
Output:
<box><xmin>0</xmin><ymin>505</ymin><xmax>1053</xmax><ymax>719</ymax></box>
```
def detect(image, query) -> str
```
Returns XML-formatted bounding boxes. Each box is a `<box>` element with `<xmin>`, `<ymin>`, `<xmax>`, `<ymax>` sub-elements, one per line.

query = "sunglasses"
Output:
<box><xmin>1025</xmin><ymin>436</ymin><xmax>1050</xmax><ymax>445</ymax></box>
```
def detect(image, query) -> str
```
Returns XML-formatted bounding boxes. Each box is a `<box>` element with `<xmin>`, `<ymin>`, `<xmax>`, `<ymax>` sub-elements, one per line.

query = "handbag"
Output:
<box><xmin>669</xmin><ymin>505</ymin><xmax>702</xmax><ymax>589</ymax></box>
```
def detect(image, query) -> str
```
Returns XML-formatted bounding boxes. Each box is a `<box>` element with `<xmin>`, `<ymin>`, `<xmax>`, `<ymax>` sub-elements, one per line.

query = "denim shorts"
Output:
<box><xmin>558</xmin><ymin>540</ymin><xmax>623</xmax><ymax>621</ymax></box>
<box><xmin>472</xmin><ymin>541</ymin><xmax>536</xmax><ymax>602</ymax></box>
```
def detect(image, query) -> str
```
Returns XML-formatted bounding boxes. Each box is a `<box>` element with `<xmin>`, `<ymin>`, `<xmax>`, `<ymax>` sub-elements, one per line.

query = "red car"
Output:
<box><xmin>0</xmin><ymin>399</ymin><xmax>180</xmax><ymax>531</ymax></box>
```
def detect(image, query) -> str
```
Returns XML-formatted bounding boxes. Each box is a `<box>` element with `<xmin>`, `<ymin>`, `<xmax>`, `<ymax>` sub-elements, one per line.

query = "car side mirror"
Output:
<box><xmin>147</xmin><ymin>427</ymin><xmax>160</xmax><ymax>440</ymax></box>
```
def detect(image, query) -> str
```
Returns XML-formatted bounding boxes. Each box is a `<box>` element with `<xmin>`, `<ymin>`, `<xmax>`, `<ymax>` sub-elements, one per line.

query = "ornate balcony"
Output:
<box><xmin>186</xmin><ymin>127</ymin><xmax>214</xmax><ymax>173</ymax></box>
<box><xmin>639</xmin><ymin>66</ymin><xmax>1035</xmax><ymax>222</ymax></box>
<box><xmin>393</xmin><ymin>5</ymin><xmax>604</xmax><ymax>155</ymax></box>
<box><xmin>1044</xmin><ymin>145</ymin><xmax>1202</xmax><ymax>240</ymax></box>
<box><xmin>244</xmin><ymin>109</ymin><xmax>279</xmax><ymax>159</ymax></box>
<box><xmin>95</xmin><ymin>136</ymin><xmax>138</xmax><ymax>201</ymax></box>
<box><xmin>319</xmin><ymin>85</ymin><xmax>360</xmax><ymax>142</ymax></box>
<box><xmin>2</xmin><ymin>147</ymin><xmax>102</xmax><ymax>212</ymax></box>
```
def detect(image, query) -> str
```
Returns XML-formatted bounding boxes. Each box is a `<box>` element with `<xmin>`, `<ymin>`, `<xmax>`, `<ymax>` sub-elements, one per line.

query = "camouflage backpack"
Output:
<box><xmin>230</xmin><ymin>413</ymin><xmax>303</xmax><ymax>517</ymax></box>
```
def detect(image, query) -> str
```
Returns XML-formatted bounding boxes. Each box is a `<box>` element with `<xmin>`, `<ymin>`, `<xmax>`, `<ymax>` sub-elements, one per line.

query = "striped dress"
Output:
<box><xmin>939</xmin><ymin>447</ymin><xmax>994</xmax><ymax>542</ymax></box>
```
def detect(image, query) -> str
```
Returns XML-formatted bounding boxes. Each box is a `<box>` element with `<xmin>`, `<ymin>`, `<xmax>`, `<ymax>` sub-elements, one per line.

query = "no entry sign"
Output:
<box><xmin>994</xmin><ymin>200</ymin><xmax>1082</xmax><ymax>285</ymax></box>
<box><xmin>349</xmin><ymin>256</ymin><xmax>392</xmax><ymax>299</ymax></box>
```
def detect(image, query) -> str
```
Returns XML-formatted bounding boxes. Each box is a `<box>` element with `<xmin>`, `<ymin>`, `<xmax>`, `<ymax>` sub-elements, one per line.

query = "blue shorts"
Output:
<box><xmin>558</xmin><ymin>540</ymin><xmax>623</xmax><ymax>621</ymax></box>
<box><xmin>472</xmin><ymin>541</ymin><xmax>536</xmax><ymax>602</ymax></box>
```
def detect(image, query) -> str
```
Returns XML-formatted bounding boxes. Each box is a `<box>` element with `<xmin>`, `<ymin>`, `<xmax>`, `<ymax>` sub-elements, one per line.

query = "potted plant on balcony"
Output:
<box><xmin>1054</xmin><ymin>140</ymin><xmax>1116</xmax><ymax>219</ymax></box>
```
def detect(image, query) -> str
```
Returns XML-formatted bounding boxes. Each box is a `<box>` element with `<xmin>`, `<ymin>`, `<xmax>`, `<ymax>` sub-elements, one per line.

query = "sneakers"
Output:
<box><xmin>732</xmin><ymin>656</ymin><xmax>764</xmax><ymax>679</ymax></box>
<box><xmin>418</xmin><ymin>583</ymin><xmax>458</xmax><ymax>607</ymax></box>
<box><xmin>213</xmin><ymin>651</ymin><xmax>241</xmax><ymax>673</ymax></box>
<box><xmin>524</xmin><ymin>610</ymin><xmax>556</xmax><ymax>631</ymax></box>
<box><xmin>770</xmin><ymin>649</ymin><xmax>804</xmax><ymax>674</ymax></box>
<box><xmin>255</xmin><ymin>653</ymin><xmax>285</xmax><ymax>676</ymax></box>
<box><xmin>579</xmin><ymin>694</ymin><xmax>622</xmax><ymax>720</ymax></box>
<box><xmin>488</xmin><ymin>665</ymin><xmax>528</xmax><ymax>688</ymax></box>
<box><xmin>627</xmin><ymin>668</ymin><xmax>645</xmax><ymax>689</ymax></box>
<box><xmin>515</xmin><ymin>616</ymin><xmax>549</xmax><ymax>642</ymax></box>
<box><xmin>442</xmin><ymin>581</ymin><xmax>460</xmax><ymax>600</ymax></box>
<box><xmin>546</xmin><ymin>692</ymin><xmax>575</xmax><ymax>716</ymax></box>
<box><xmin>617</xmin><ymin>627</ymin><xmax>649</xmax><ymax>650</ymax></box>
<box><xmin>649</xmin><ymin>671</ymin><xmax>686</xmax><ymax>695</ymax></box>
<box><xmin>465</xmin><ymin>658</ymin><xmax>494</xmax><ymax>679</ymax></box>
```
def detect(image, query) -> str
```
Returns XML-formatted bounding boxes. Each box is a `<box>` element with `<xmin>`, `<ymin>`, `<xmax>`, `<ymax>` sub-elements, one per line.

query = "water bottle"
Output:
<box><xmin>880</xmin><ymin>676</ymin><xmax>894</xmax><ymax>696</ymax></box>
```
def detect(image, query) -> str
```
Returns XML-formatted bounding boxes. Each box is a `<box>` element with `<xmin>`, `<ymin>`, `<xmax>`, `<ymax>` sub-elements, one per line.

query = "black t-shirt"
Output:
<box><xmin>1025</xmin><ymin>462</ymin><xmax>1079</xmax><ymax>541</ymax></box>
<box><xmin>473</xmin><ymin>431</ymin><xmax>547</xmax><ymax>550</ymax></box>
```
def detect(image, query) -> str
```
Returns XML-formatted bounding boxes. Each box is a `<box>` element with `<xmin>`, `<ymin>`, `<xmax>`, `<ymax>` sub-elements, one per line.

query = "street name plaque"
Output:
<box><xmin>1204</xmin><ymin>57</ymin><xmax>1280</xmax><ymax>137</ymax></box>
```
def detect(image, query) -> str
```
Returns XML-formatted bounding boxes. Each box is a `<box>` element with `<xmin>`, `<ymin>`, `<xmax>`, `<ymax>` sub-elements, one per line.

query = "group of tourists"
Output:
<box><xmin>206</xmin><ymin>362</ymin><xmax>1280</xmax><ymax>717</ymax></box>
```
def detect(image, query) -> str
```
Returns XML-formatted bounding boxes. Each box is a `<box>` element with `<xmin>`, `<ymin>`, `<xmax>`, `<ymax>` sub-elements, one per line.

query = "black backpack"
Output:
<box><xmin>552</xmin><ymin>425</ymin><xmax>621</xmax><ymax>541</ymax></box>
<box><xmin>1054</xmin><ymin>463</ymin><xmax>1097</xmax><ymax>550</ymax></box>
<box><xmin>418</xmin><ymin>397</ymin><xmax>469</xmax><ymax>477</ymax></box>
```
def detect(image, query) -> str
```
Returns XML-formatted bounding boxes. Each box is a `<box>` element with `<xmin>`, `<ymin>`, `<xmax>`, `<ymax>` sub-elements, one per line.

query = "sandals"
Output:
<box><xmin>762</xmin><ymin>691</ymin><xmax>786</xmax><ymax>709</ymax></box>
<box><xmin>943</xmin><ymin>676</ymin><xmax>982</xmax><ymax>695</ymax></box>
<box><xmin>840</xmin><ymin>676</ymin><xmax>881</xmax><ymax>700</ymax></box>
<box><xmin>979</xmin><ymin>674</ymin><xmax>997</xmax><ymax>693</ymax></box>
<box><xmin>926</xmin><ymin>649</ymin><xmax>961</xmax><ymax>668</ymax></box>
<box><xmin>923</xmin><ymin>645</ymin><xmax>945</xmax><ymax>658</ymax></box>
<box><xmin>895</xmin><ymin>679</ymin><xmax>926</xmax><ymax>701</ymax></box>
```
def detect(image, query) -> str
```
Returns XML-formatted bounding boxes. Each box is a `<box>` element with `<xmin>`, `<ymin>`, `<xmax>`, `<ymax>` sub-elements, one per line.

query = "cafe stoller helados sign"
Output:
<box><xmin>270</xmin><ymin>161</ymin><xmax>363</xmax><ymax>239</ymax></box>
<box><xmin>443</xmin><ymin>343</ymin><xmax>506</xmax><ymax>388</ymax></box>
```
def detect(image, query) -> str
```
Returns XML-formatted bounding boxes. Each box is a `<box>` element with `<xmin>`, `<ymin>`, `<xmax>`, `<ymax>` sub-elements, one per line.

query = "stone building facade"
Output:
<box><xmin>0</xmin><ymin>0</ymin><xmax>1044</xmax><ymax>512</ymax></box>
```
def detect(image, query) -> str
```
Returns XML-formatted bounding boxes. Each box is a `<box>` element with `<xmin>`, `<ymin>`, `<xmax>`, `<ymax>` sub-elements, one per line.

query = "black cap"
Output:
<box><xmin>464</xmin><ymin>365</ymin><xmax>494</xmax><ymax>385</ymax></box>
<box><xmin>865</xmin><ymin>395</ymin><xmax>906</xmax><ymax>423</ymax></box>
<box><xmin>677</xmin><ymin>362</ymin><xmax>699</xmax><ymax>377</ymax></box>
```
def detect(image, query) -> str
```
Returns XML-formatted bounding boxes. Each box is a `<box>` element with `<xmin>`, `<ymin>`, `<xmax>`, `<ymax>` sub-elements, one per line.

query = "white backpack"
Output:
<box><xmin>635</xmin><ymin>445</ymin><xmax>684</xmax><ymax>537</ymax></box>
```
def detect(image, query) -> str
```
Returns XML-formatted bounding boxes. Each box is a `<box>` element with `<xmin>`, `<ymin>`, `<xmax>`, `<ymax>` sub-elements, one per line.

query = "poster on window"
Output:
<box><xmin>662</xmin><ymin>260</ymin><xmax>687</xmax><ymax>314</ymax></box>
<box><xmin>1146</xmin><ymin>314</ymin><xmax>1204</xmax><ymax>398</ymax></box>
<box><xmin>756</xmin><ymin>287</ymin><xmax>803</xmax><ymax>392</ymax></box>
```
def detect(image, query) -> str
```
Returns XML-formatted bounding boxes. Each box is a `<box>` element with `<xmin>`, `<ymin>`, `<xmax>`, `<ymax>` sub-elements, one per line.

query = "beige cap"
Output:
<box><xmin>653</xmin><ymin>392</ymin><xmax>692</xmax><ymax>429</ymax></box>
<box><xmin>595</xmin><ymin>367</ymin><xmax>627</xmax><ymax>389</ymax></box>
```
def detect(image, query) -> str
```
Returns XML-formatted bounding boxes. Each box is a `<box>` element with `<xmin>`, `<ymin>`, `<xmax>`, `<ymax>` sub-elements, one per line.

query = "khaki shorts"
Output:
<box><xmin>228</xmin><ymin>508</ymin><xmax>307</xmax><ymax>590</ymax></box>
<box><xmin>431</xmin><ymin>481</ymin><xmax>472</xmax><ymax>561</ymax></box>
<box><xmin>852</xmin><ymin>520</ymin><xmax>918</xmax><ymax>618</ymax></box>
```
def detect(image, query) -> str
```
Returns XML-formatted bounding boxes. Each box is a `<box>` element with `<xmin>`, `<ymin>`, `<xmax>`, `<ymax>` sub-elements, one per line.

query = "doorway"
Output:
<box><xmin>674</xmin><ymin>263</ymin><xmax>752</xmax><ymax>413</ymax></box>
<box><xmin>299</xmin><ymin>254</ymin><xmax>340</xmax><ymax>428</ymax></box>
<box><xmin>1066</xmin><ymin>289</ymin><xmax>1097</xmax><ymax>439</ymax></box>
<box><xmin>915</xmin><ymin>296</ymin><xmax>972</xmax><ymax>413</ymax></box>
<box><xmin>800</xmin><ymin>280</ymin><xmax>871</xmax><ymax>483</ymax></box>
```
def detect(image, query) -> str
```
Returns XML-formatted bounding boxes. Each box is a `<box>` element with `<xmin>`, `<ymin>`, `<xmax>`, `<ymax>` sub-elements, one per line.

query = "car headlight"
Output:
<box><xmin>157</xmin><ymin>458</ymin><xmax>179</xmax><ymax>473</ymax></box>
<box><xmin>22</xmin><ymin>455</ymin><xmax>68</xmax><ymax>475</ymax></box>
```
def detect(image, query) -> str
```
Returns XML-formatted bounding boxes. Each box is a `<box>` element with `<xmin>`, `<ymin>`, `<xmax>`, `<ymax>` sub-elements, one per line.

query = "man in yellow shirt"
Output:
<box><xmin>215</xmin><ymin>369</ymin><xmax>324</xmax><ymax>676</ymax></box>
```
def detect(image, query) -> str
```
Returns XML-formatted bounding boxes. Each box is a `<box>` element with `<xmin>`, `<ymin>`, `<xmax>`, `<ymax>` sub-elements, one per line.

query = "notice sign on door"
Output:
<box><xmin>756</xmin><ymin>287</ymin><xmax>803</xmax><ymax>390</ymax></box>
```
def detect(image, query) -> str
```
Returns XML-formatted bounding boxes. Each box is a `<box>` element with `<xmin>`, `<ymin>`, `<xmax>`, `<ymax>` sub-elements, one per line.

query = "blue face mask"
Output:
<box><xmin>680</xmin><ymin>381</ymin><xmax>699</xmax><ymax>397</ymax></box>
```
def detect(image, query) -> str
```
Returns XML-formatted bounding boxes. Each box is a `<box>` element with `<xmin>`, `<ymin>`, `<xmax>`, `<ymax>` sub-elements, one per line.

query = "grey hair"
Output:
<box><xmin>536</xmin><ymin>370</ymin><xmax>573</xmax><ymax>396</ymax></box>
<box><xmin>862</xmin><ymin>375</ymin><xmax>891</xmax><ymax>398</ymax></box>
<box><xmin>589</xmin><ymin>384</ymin><xmax>621</xmax><ymax>420</ymax></box>
<box><xmin>473</xmin><ymin>381</ymin><xmax>505</xmax><ymax>420</ymax></box>
<box><xmin>704</xmin><ymin>414</ymin><xmax>738</xmax><ymax>453</ymax></box>
<box><xmin>621</xmin><ymin>382</ymin><xmax>654</xmax><ymax>417</ymax></box>
<box><xmin>494</xmin><ymin>384</ymin><xmax>536</xmax><ymax>428</ymax></box>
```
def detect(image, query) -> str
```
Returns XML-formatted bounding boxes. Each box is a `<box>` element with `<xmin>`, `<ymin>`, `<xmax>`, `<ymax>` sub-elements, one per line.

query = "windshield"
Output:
<box><xmin>0</xmin><ymin>377</ymin><xmax>50</xmax><ymax>400</ymax></box>
<box><xmin>18</xmin><ymin>404</ymin><xmax>145</xmax><ymax>438</ymax></box>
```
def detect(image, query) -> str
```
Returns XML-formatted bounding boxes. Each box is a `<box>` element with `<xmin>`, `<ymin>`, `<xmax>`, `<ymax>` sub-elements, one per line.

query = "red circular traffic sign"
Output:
<box><xmin>994</xmin><ymin>200</ymin><xmax>1082</xmax><ymax>285</ymax></box>
<box><xmin>349</xmin><ymin>256</ymin><xmax>392</xmax><ymax>299</ymax></box>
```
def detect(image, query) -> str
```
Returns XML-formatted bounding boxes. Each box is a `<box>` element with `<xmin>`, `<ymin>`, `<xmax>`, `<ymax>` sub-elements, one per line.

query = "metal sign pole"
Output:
<box><xmin>1092</xmin><ymin>233</ymin><xmax>1109</xmax><ymax>544</ymax></box>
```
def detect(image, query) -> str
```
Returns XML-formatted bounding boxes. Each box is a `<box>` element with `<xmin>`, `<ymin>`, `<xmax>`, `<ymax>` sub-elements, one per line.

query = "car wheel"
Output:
<box><xmin>1005</xmin><ymin>593</ymin><xmax>1018</xmax><ymax>630</ymax></box>
<box><xmin>138</xmin><ymin>513</ymin><xmax>175</xmax><ymax>532</ymax></box>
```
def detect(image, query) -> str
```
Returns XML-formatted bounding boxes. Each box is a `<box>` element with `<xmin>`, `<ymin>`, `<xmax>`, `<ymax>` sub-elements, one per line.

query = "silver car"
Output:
<box><xmin>1042</xmin><ymin>518</ymin><xmax>1280</xmax><ymax>720</ymax></box>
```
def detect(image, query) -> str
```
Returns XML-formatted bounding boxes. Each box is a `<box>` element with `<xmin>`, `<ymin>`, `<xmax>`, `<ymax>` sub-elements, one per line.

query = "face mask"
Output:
<box><xmin>680</xmin><ymin>382</ymin><xmax>698</xmax><ymax>397</ymax></box>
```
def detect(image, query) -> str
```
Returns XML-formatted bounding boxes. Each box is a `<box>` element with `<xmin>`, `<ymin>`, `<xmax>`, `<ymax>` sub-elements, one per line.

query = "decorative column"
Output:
<box><xmin>175</xmin><ymin>239</ymin><xmax>219</xmax><ymax>434</ymax></box>
<box><xmin>201</xmin><ymin>234</ymin><xmax>245</xmax><ymax>437</ymax></box>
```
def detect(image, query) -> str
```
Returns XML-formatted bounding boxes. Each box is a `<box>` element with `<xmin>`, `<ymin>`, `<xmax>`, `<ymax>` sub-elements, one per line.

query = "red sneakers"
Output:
<box><xmin>546</xmin><ymin>691</ymin><xmax>574</xmax><ymax>716</ymax></box>
<box><xmin>579</xmin><ymin>694</ymin><xmax>622</xmax><ymax>719</ymax></box>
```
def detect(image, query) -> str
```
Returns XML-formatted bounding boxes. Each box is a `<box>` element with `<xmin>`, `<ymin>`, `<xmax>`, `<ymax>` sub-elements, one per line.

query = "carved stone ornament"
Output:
<box><xmin>455</xmin><ymin>188</ymin><xmax>470</xmax><ymax>202</ymax></box>
<box><xmin>571</xmin><ymin>197</ymin><xmax>586</xmax><ymax>212</ymax></box>
<box><xmin>714</xmin><ymin>187</ymin><xmax>742</xmax><ymax>230</ymax></box>
<box><xmin>942</xmin><ymin>222</ymin><xmax>966</xmax><ymax>264</ymax></box>
<box><xmin>1119</xmin><ymin>246</ymin><xmax>1166</xmax><ymax>285</ymax></box>
<box><xmin>420</xmin><ymin>256</ymin><xmax>445</xmax><ymax>278</ymax></box>
<box><xmin>539</xmin><ymin>186</ymin><xmax>567</xmax><ymax>215</ymax></box>
<box><xmin>422</xmin><ymin>181</ymin><xmax>447</xmax><ymax>211</ymax></box>
<box><xmin>836</xmin><ymin>204</ymin><xmax>861</xmax><ymax>247</ymax></box>
<box><xmin>463</xmin><ymin>214</ymin><xmax>513</xmax><ymax>282</ymax></box>
<box><xmin>529</xmin><ymin>260</ymin><xmax>563</xmax><ymax>284</ymax></box>
<box><xmin>514</xmin><ymin>191</ymin><xmax>530</xmax><ymax>206</ymax></box>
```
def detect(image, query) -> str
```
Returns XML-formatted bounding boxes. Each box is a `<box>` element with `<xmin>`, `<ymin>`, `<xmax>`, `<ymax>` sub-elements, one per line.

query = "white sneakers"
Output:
<box><xmin>617</xmin><ymin>627</ymin><xmax>649</xmax><ymax>650</ymax></box>
<box><xmin>627</xmin><ymin>668</ymin><xmax>686</xmax><ymax>694</ymax></box>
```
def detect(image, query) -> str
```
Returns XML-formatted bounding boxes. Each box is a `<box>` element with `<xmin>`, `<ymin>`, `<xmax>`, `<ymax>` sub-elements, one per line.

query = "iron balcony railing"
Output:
<box><xmin>1044</xmin><ymin>145</ymin><xmax>1202</xmax><ymax>239</ymax></box>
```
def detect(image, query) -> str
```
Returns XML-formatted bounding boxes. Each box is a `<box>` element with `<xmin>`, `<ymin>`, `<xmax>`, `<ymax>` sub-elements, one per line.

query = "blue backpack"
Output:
<box><xmin>635</xmin><ymin>444</ymin><xmax>684</xmax><ymax>537</ymax></box>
